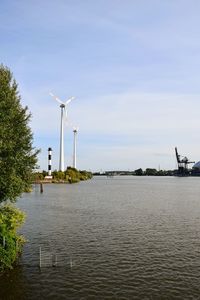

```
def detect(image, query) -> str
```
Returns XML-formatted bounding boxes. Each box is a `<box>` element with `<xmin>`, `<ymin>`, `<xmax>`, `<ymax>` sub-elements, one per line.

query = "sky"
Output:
<box><xmin>1</xmin><ymin>0</ymin><xmax>200</xmax><ymax>172</ymax></box>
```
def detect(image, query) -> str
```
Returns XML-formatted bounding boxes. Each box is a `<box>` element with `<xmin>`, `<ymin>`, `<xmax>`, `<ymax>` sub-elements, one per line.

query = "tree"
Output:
<box><xmin>134</xmin><ymin>168</ymin><xmax>143</xmax><ymax>176</ymax></box>
<box><xmin>145</xmin><ymin>168</ymin><xmax>157</xmax><ymax>176</ymax></box>
<box><xmin>0</xmin><ymin>65</ymin><xmax>39</xmax><ymax>203</ymax></box>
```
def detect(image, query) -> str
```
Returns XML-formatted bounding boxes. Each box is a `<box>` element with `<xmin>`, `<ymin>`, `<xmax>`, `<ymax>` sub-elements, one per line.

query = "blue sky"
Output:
<box><xmin>1</xmin><ymin>0</ymin><xmax>200</xmax><ymax>171</ymax></box>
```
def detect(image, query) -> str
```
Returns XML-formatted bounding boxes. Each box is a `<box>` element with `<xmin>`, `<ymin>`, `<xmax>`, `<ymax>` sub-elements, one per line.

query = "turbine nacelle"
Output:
<box><xmin>73</xmin><ymin>126</ymin><xmax>79</xmax><ymax>133</ymax></box>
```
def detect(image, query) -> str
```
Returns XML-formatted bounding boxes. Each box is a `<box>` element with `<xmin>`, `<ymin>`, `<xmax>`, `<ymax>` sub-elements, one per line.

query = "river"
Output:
<box><xmin>1</xmin><ymin>176</ymin><xmax>200</xmax><ymax>299</ymax></box>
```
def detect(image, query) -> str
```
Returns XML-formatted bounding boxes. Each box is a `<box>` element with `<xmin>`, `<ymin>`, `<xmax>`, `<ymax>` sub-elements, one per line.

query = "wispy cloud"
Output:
<box><xmin>1</xmin><ymin>1</ymin><xmax>200</xmax><ymax>170</ymax></box>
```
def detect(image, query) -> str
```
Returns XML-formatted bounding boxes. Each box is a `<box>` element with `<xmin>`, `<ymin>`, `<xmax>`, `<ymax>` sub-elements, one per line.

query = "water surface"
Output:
<box><xmin>1</xmin><ymin>176</ymin><xmax>200</xmax><ymax>299</ymax></box>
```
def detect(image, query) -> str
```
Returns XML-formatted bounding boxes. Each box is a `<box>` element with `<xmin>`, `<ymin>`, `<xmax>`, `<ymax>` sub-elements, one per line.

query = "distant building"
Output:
<box><xmin>191</xmin><ymin>161</ymin><xmax>200</xmax><ymax>176</ymax></box>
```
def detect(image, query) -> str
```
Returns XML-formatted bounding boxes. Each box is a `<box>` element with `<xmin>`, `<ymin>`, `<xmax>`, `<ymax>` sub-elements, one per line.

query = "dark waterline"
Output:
<box><xmin>1</xmin><ymin>176</ymin><xmax>200</xmax><ymax>299</ymax></box>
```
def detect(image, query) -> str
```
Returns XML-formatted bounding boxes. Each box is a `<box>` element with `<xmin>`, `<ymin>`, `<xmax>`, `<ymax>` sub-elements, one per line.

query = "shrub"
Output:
<box><xmin>0</xmin><ymin>205</ymin><xmax>26</xmax><ymax>271</ymax></box>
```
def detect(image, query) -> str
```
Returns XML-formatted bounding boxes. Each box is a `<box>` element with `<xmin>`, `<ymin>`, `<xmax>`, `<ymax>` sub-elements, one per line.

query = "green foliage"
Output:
<box><xmin>31</xmin><ymin>170</ymin><xmax>49</xmax><ymax>182</ymax></box>
<box><xmin>145</xmin><ymin>168</ymin><xmax>157</xmax><ymax>176</ymax></box>
<box><xmin>50</xmin><ymin>167</ymin><xmax>93</xmax><ymax>183</ymax></box>
<box><xmin>134</xmin><ymin>168</ymin><xmax>143</xmax><ymax>176</ymax></box>
<box><xmin>79</xmin><ymin>170</ymin><xmax>93</xmax><ymax>180</ymax></box>
<box><xmin>0</xmin><ymin>64</ymin><xmax>39</xmax><ymax>203</ymax></box>
<box><xmin>0</xmin><ymin>205</ymin><xmax>26</xmax><ymax>271</ymax></box>
<box><xmin>32</xmin><ymin>172</ymin><xmax>45</xmax><ymax>181</ymax></box>
<box><xmin>42</xmin><ymin>170</ymin><xmax>48</xmax><ymax>178</ymax></box>
<box><xmin>65</xmin><ymin>167</ymin><xmax>80</xmax><ymax>183</ymax></box>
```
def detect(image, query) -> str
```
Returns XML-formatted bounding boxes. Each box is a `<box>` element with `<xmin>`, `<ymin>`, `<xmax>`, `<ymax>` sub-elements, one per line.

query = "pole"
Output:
<box><xmin>40</xmin><ymin>183</ymin><xmax>43</xmax><ymax>193</ymax></box>
<box><xmin>70</xmin><ymin>257</ymin><xmax>73</xmax><ymax>269</ymax></box>
<box><xmin>39</xmin><ymin>247</ymin><xmax>42</xmax><ymax>268</ymax></box>
<box><xmin>52</xmin><ymin>254</ymin><xmax>57</xmax><ymax>267</ymax></box>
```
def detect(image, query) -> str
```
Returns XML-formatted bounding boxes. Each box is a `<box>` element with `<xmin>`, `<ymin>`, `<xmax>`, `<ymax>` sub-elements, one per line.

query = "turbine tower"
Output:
<box><xmin>50</xmin><ymin>92</ymin><xmax>75</xmax><ymax>172</ymax></box>
<box><xmin>73</xmin><ymin>127</ymin><xmax>79</xmax><ymax>169</ymax></box>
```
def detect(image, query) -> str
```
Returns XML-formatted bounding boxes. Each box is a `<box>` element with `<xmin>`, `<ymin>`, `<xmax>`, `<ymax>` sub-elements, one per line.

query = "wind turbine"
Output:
<box><xmin>49</xmin><ymin>92</ymin><xmax>75</xmax><ymax>172</ymax></box>
<box><xmin>73</xmin><ymin>126</ymin><xmax>79</xmax><ymax>169</ymax></box>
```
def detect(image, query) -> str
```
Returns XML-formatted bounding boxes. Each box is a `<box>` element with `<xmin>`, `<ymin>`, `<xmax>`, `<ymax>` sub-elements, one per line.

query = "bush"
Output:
<box><xmin>0</xmin><ymin>205</ymin><xmax>26</xmax><ymax>271</ymax></box>
<box><xmin>50</xmin><ymin>167</ymin><xmax>92</xmax><ymax>183</ymax></box>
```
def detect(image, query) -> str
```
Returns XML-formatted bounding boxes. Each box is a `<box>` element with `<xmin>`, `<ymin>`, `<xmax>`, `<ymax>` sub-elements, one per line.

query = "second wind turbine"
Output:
<box><xmin>50</xmin><ymin>92</ymin><xmax>75</xmax><ymax>172</ymax></box>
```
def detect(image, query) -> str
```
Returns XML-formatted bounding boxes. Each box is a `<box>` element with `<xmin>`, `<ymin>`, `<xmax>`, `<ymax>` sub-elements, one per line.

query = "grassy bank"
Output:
<box><xmin>33</xmin><ymin>167</ymin><xmax>93</xmax><ymax>183</ymax></box>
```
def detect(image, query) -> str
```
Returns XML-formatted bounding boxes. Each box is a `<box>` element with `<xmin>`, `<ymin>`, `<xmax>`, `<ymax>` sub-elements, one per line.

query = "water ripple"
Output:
<box><xmin>1</xmin><ymin>177</ymin><xmax>200</xmax><ymax>299</ymax></box>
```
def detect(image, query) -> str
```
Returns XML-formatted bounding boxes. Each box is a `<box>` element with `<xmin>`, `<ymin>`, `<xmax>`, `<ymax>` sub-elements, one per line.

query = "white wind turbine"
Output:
<box><xmin>49</xmin><ymin>92</ymin><xmax>75</xmax><ymax>172</ymax></box>
<box><xmin>73</xmin><ymin>126</ymin><xmax>79</xmax><ymax>169</ymax></box>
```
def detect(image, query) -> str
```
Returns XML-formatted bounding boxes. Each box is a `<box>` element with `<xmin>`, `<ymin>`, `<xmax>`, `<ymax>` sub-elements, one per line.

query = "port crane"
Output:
<box><xmin>175</xmin><ymin>147</ymin><xmax>195</xmax><ymax>175</ymax></box>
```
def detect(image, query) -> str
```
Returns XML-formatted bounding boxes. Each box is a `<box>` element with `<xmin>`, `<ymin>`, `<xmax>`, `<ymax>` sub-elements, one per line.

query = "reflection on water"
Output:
<box><xmin>1</xmin><ymin>176</ymin><xmax>200</xmax><ymax>299</ymax></box>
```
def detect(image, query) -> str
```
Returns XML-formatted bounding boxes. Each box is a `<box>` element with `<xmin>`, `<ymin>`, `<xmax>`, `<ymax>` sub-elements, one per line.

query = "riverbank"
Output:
<box><xmin>33</xmin><ymin>167</ymin><xmax>93</xmax><ymax>184</ymax></box>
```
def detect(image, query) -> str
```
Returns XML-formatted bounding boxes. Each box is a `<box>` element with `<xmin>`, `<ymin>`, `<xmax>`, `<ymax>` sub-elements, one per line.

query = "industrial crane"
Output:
<box><xmin>175</xmin><ymin>147</ymin><xmax>195</xmax><ymax>175</ymax></box>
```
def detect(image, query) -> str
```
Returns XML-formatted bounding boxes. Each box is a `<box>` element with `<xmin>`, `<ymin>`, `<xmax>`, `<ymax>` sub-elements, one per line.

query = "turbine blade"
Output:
<box><xmin>49</xmin><ymin>92</ymin><xmax>64</xmax><ymax>105</ymax></box>
<box><xmin>64</xmin><ymin>116</ymin><xmax>74</xmax><ymax>127</ymax></box>
<box><xmin>67</xmin><ymin>119</ymin><xmax>73</xmax><ymax>127</ymax></box>
<box><xmin>64</xmin><ymin>106</ymin><xmax>68</xmax><ymax>120</ymax></box>
<box><xmin>65</xmin><ymin>96</ymin><xmax>75</xmax><ymax>105</ymax></box>
<box><xmin>64</xmin><ymin>107</ymin><xmax>72</xmax><ymax>127</ymax></box>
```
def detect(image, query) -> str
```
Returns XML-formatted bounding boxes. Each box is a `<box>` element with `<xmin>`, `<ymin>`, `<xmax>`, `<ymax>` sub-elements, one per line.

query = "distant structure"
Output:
<box><xmin>73</xmin><ymin>127</ymin><xmax>78</xmax><ymax>169</ymax></box>
<box><xmin>192</xmin><ymin>161</ymin><xmax>200</xmax><ymax>176</ymax></box>
<box><xmin>49</xmin><ymin>92</ymin><xmax>75</xmax><ymax>171</ymax></box>
<box><xmin>48</xmin><ymin>147</ymin><xmax>52</xmax><ymax>176</ymax></box>
<box><xmin>175</xmin><ymin>147</ymin><xmax>195</xmax><ymax>176</ymax></box>
<box><xmin>45</xmin><ymin>147</ymin><xmax>53</xmax><ymax>180</ymax></box>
